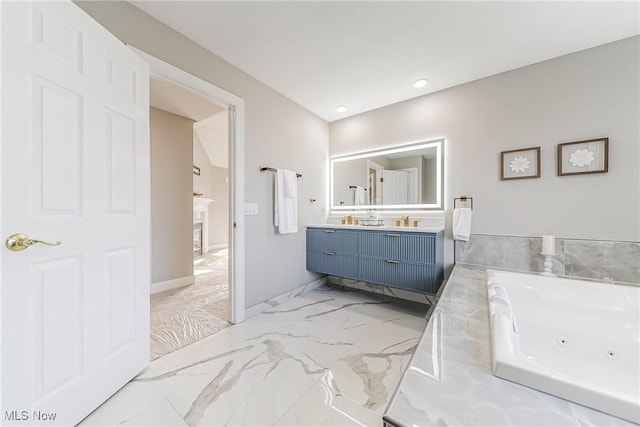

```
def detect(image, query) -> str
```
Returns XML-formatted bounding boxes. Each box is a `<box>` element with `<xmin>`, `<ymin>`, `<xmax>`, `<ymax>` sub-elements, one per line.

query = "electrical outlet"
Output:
<box><xmin>244</xmin><ymin>203</ymin><xmax>259</xmax><ymax>215</ymax></box>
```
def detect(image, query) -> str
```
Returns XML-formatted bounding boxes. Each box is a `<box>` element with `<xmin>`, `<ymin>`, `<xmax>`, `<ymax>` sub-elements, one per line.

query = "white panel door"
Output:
<box><xmin>382</xmin><ymin>170</ymin><xmax>408</xmax><ymax>205</ymax></box>
<box><xmin>1</xmin><ymin>2</ymin><xmax>150</xmax><ymax>426</ymax></box>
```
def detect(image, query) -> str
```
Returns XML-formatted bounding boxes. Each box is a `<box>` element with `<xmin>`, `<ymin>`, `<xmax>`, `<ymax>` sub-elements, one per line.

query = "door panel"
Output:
<box><xmin>105</xmin><ymin>247</ymin><xmax>137</xmax><ymax>354</ymax></box>
<box><xmin>32</xmin><ymin>76</ymin><xmax>83</xmax><ymax>215</ymax></box>
<box><xmin>33</xmin><ymin>257</ymin><xmax>84</xmax><ymax>398</ymax></box>
<box><xmin>106</xmin><ymin>110</ymin><xmax>136</xmax><ymax>214</ymax></box>
<box><xmin>382</xmin><ymin>169</ymin><xmax>408</xmax><ymax>204</ymax></box>
<box><xmin>1</xmin><ymin>2</ymin><xmax>150</xmax><ymax>425</ymax></box>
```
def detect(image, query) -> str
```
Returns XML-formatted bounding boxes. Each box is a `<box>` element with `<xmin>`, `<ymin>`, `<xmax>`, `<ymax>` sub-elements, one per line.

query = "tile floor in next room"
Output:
<box><xmin>150</xmin><ymin>249</ymin><xmax>230</xmax><ymax>360</ymax></box>
<box><xmin>80</xmin><ymin>285</ymin><xmax>430</xmax><ymax>426</ymax></box>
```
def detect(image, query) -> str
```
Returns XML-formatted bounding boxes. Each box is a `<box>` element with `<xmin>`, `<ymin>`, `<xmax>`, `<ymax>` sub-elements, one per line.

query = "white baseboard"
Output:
<box><xmin>245</xmin><ymin>276</ymin><xmax>327</xmax><ymax>319</ymax></box>
<box><xmin>207</xmin><ymin>244</ymin><xmax>228</xmax><ymax>253</ymax></box>
<box><xmin>151</xmin><ymin>275</ymin><xmax>195</xmax><ymax>295</ymax></box>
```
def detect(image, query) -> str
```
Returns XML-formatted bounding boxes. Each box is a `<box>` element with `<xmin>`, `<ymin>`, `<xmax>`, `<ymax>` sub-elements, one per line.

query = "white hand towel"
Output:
<box><xmin>274</xmin><ymin>169</ymin><xmax>298</xmax><ymax>234</ymax></box>
<box><xmin>283</xmin><ymin>170</ymin><xmax>297</xmax><ymax>198</ymax></box>
<box><xmin>354</xmin><ymin>186</ymin><xmax>366</xmax><ymax>205</ymax></box>
<box><xmin>453</xmin><ymin>208</ymin><xmax>472</xmax><ymax>241</ymax></box>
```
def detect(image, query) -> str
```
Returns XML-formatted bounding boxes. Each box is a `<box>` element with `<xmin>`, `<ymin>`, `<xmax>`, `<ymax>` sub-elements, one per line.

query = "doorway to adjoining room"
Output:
<box><xmin>148</xmin><ymin>75</ymin><xmax>231</xmax><ymax>360</ymax></box>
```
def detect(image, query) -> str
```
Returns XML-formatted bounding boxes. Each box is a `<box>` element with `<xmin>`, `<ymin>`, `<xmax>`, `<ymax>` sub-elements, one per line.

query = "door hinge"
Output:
<box><xmin>380</xmin><ymin>177</ymin><xmax>384</xmax><ymax>183</ymax></box>
<box><xmin>233</xmin><ymin>222</ymin><xmax>237</xmax><ymax>229</ymax></box>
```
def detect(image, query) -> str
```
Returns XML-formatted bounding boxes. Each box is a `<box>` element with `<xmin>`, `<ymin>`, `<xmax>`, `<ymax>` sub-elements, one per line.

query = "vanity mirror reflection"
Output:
<box><xmin>330</xmin><ymin>138</ymin><xmax>444</xmax><ymax>210</ymax></box>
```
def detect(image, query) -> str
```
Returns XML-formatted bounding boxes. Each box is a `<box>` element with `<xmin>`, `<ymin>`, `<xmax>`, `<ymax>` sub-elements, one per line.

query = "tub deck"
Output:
<box><xmin>383</xmin><ymin>265</ymin><xmax>639</xmax><ymax>427</ymax></box>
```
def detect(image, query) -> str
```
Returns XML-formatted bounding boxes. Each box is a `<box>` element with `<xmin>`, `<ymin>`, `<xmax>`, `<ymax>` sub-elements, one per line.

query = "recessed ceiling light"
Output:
<box><xmin>336</xmin><ymin>105</ymin><xmax>347</xmax><ymax>113</ymax></box>
<box><xmin>414</xmin><ymin>79</ymin><xmax>428</xmax><ymax>88</ymax></box>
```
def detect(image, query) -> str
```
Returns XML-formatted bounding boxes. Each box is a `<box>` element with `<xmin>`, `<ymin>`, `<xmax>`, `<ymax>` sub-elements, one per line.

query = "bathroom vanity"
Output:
<box><xmin>306</xmin><ymin>225</ymin><xmax>444</xmax><ymax>294</ymax></box>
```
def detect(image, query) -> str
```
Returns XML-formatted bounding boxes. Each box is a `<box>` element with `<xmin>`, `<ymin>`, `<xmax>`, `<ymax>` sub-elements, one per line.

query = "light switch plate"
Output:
<box><xmin>244</xmin><ymin>203</ymin><xmax>259</xmax><ymax>215</ymax></box>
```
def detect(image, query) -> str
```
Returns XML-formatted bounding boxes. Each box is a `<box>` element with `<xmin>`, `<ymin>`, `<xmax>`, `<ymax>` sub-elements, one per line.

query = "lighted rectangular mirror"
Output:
<box><xmin>330</xmin><ymin>138</ymin><xmax>444</xmax><ymax>211</ymax></box>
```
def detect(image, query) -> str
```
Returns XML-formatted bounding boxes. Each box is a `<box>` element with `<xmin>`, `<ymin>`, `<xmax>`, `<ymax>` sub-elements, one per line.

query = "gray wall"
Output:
<box><xmin>150</xmin><ymin>107</ymin><xmax>194</xmax><ymax>284</ymax></box>
<box><xmin>77</xmin><ymin>2</ymin><xmax>329</xmax><ymax>308</ymax></box>
<box><xmin>423</xmin><ymin>158</ymin><xmax>436</xmax><ymax>204</ymax></box>
<box><xmin>333</xmin><ymin>159</ymin><xmax>367</xmax><ymax>206</ymax></box>
<box><xmin>330</xmin><ymin>37</ymin><xmax>640</xmax><ymax>269</ymax></box>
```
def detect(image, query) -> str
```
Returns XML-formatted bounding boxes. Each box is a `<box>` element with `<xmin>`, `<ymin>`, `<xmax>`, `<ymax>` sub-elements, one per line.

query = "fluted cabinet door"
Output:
<box><xmin>359</xmin><ymin>259</ymin><xmax>438</xmax><ymax>293</ymax></box>
<box><xmin>307</xmin><ymin>251</ymin><xmax>359</xmax><ymax>279</ymax></box>
<box><xmin>306</xmin><ymin>227</ymin><xmax>444</xmax><ymax>295</ymax></box>
<box><xmin>359</xmin><ymin>231</ymin><xmax>436</xmax><ymax>263</ymax></box>
<box><xmin>306</xmin><ymin>228</ymin><xmax>358</xmax><ymax>253</ymax></box>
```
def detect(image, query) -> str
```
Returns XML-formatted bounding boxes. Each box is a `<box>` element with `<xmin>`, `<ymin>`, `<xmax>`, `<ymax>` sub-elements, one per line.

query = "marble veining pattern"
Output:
<box><xmin>456</xmin><ymin>234</ymin><xmax>639</xmax><ymax>284</ymax></box>
<box><xmin>244</xmin><ymin>276</ymin><xmax>328</xmax><ymax>318</ymax></box>
<box><xmin>383</xmin><ymin>265</ymin><xmax>638</xmax><ymax>427</ymax></box>
<box><xmin>328</xmin><ymin>276</ymin><xmax>439</xmax><ymax>305</ymax></box>
<box><xmin>80</xmin><ymin>285</ymin><xmax>429</xmax><ymax>426</ymax></box>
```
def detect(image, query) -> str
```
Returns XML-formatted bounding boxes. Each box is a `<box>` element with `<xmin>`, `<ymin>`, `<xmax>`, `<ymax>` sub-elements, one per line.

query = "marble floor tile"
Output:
<box><xmin>79</xmin><ymin>380</ymin><xmax>175</xmax><ymax>426</ymax></box>
<box><xmin>327</xmin><ymin>329</ymin><xmax>421</xmax><ymax>414</ymax></box>
<box><xmin>80</xmin><ymin>285</ymin><xmax>427</xmax><ymax>427</ymax></box>
<box><xmin>275</xmin><ymin>372</ymin><xmax>382</xmax><ymax>426</ymax></box>
<box><xmin>119</xmin><ymin>400</ymin><xmax>187</xmax><ymax>427</ymax></box>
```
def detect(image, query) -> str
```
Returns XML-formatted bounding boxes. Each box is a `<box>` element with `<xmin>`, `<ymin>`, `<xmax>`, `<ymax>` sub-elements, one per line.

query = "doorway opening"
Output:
<box><xmin>131</xmin><ymin>47</ymin><xmax>246</xmax><ymax>360</ymax></box>
<box><xmin>149</xmin><ymin>77</ymin><xmax>230</xmax><ymax>359</ymax></box>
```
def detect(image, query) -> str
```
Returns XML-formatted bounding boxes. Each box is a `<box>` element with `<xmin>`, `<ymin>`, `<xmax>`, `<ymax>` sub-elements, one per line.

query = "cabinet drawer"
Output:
<box><xmin>359</xmin><ymin>231</ymin><xmax>436</xmax><ymax>264</ymax></box>
<box><xmin>307</xmin><ymin>250</ymin><xmax>359</xmax><ymax>279</ymax></box>
<box><xmin>307</xmin><ymin>228</ymin><xmax>359</xmax><ymax>253</ymax></box>
<box><xmin>359</xmin><ymin>258</ymin><xmax>438</xmax><ymax>294</ymax></box>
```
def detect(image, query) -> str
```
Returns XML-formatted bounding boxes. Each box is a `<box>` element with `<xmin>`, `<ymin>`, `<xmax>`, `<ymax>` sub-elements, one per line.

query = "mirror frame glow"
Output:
<box><xmin>330</xmin><ymin>138</ymin><xmax>445</xmax><ymax>211</ymax></box>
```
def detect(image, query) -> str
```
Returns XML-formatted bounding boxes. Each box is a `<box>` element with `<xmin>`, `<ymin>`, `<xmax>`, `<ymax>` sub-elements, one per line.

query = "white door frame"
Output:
<box><xmin>129</xmin><ymin>46</ymin><xmax>245</xmax><ymax>324</ymax></box>
<box><xmin>367</xmin><ymin>160</ymin><xmax>384</xmax><ymax>205</ymax></box>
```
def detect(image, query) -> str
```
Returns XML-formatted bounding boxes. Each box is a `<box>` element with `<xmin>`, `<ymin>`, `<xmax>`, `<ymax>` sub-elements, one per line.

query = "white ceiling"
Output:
<box><xmin>150</xmin><ymin>76</ymin><xmax>226</xmax><ymax>121</ymax></box>
<box><xmin>133</xmin><ymin>1</ymin><xmax>639</xmax><ymax>122</ymax></box>
<box><xmin>194</xmin><ymin>113</ymin><xmax>229</xmax><ymax>169</ymax></box>
<box><xmin>150</xmin><ymin>76</ymin><xmax>229</xmax><ymax>169</ymax></box>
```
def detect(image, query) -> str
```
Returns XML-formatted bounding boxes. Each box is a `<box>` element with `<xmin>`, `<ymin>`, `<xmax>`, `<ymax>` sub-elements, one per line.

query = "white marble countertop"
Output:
<box><xmin>383</xmin><ymin>264</ymin><xmax>636</xmax><ymax>427</ymax></box>
<box><xmin>306</xmin><ymin>224</ymin><xmax>445</xmax><ymax>233</ymax></box>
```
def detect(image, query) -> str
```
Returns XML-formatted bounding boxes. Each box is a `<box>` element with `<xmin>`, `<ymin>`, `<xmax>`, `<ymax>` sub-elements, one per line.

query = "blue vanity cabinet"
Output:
<box><xmin>306</xmin><ymin>228</ymin><xmax>360</xmax><ymax>280</ymax></box>
<box><xmin>306</xmin><ymin>227</ymin><xmax>444</xmax><ymax>294</ymax></box>
<box><xmin>358</xmin><ymin>230</ymin><xmax>443</xmax><ymax>294</ymax></box>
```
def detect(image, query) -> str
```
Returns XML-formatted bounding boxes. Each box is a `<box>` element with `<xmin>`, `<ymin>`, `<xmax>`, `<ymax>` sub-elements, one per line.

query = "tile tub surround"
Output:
<box><xmin>455</xmin><ymin>234</ymin><xmax>640</xmax><ymax>284</ymax></box>
<box><xmin>383</xmin><ymin>265</ymin><xmax>638</xmax><ymax>427</ymax></box>
<box><xmin>80</xmin><ymin>285</ymin><xmax>429</xmax><ymax>426</ymax></box>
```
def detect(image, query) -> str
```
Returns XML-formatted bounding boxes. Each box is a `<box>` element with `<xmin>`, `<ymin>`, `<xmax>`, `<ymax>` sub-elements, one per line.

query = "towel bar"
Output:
<box><xmin>260</xmin><ymin>166</ymin><xmax>302</xmax><ymax>178</ymax></box>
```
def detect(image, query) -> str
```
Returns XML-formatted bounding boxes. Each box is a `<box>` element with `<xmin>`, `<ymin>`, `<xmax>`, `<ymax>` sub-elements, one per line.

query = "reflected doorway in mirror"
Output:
<box><xmin>330</xmin><ymin>138</ymin><xmax>444</xmax><ymax>211</ymax></box>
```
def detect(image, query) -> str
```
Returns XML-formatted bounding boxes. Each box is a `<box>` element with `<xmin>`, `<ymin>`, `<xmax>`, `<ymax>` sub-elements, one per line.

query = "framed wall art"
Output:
<box><xmin>500</xmin><ymin>146</ymin><xmax>541</xmax><ymax>180</ymax></box>
<box><xmin>557</xmin><ymin>138</ymin><xmax>608</xmax><ymax>176</ymax></box>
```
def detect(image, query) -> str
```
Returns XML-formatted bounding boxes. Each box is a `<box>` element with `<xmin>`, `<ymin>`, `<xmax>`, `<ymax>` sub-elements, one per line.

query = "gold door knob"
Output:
<box><xmin>5</xmin><ymin>233</ymin><xmax>61</xmax><ymax>252</ymax></box>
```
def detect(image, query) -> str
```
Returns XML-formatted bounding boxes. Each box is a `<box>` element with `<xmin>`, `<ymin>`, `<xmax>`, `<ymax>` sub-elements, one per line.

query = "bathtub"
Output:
<box><xmin>486</xmin><ymin>270</ymin><xmax>639</xmax><ymax>424</ymax></box>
